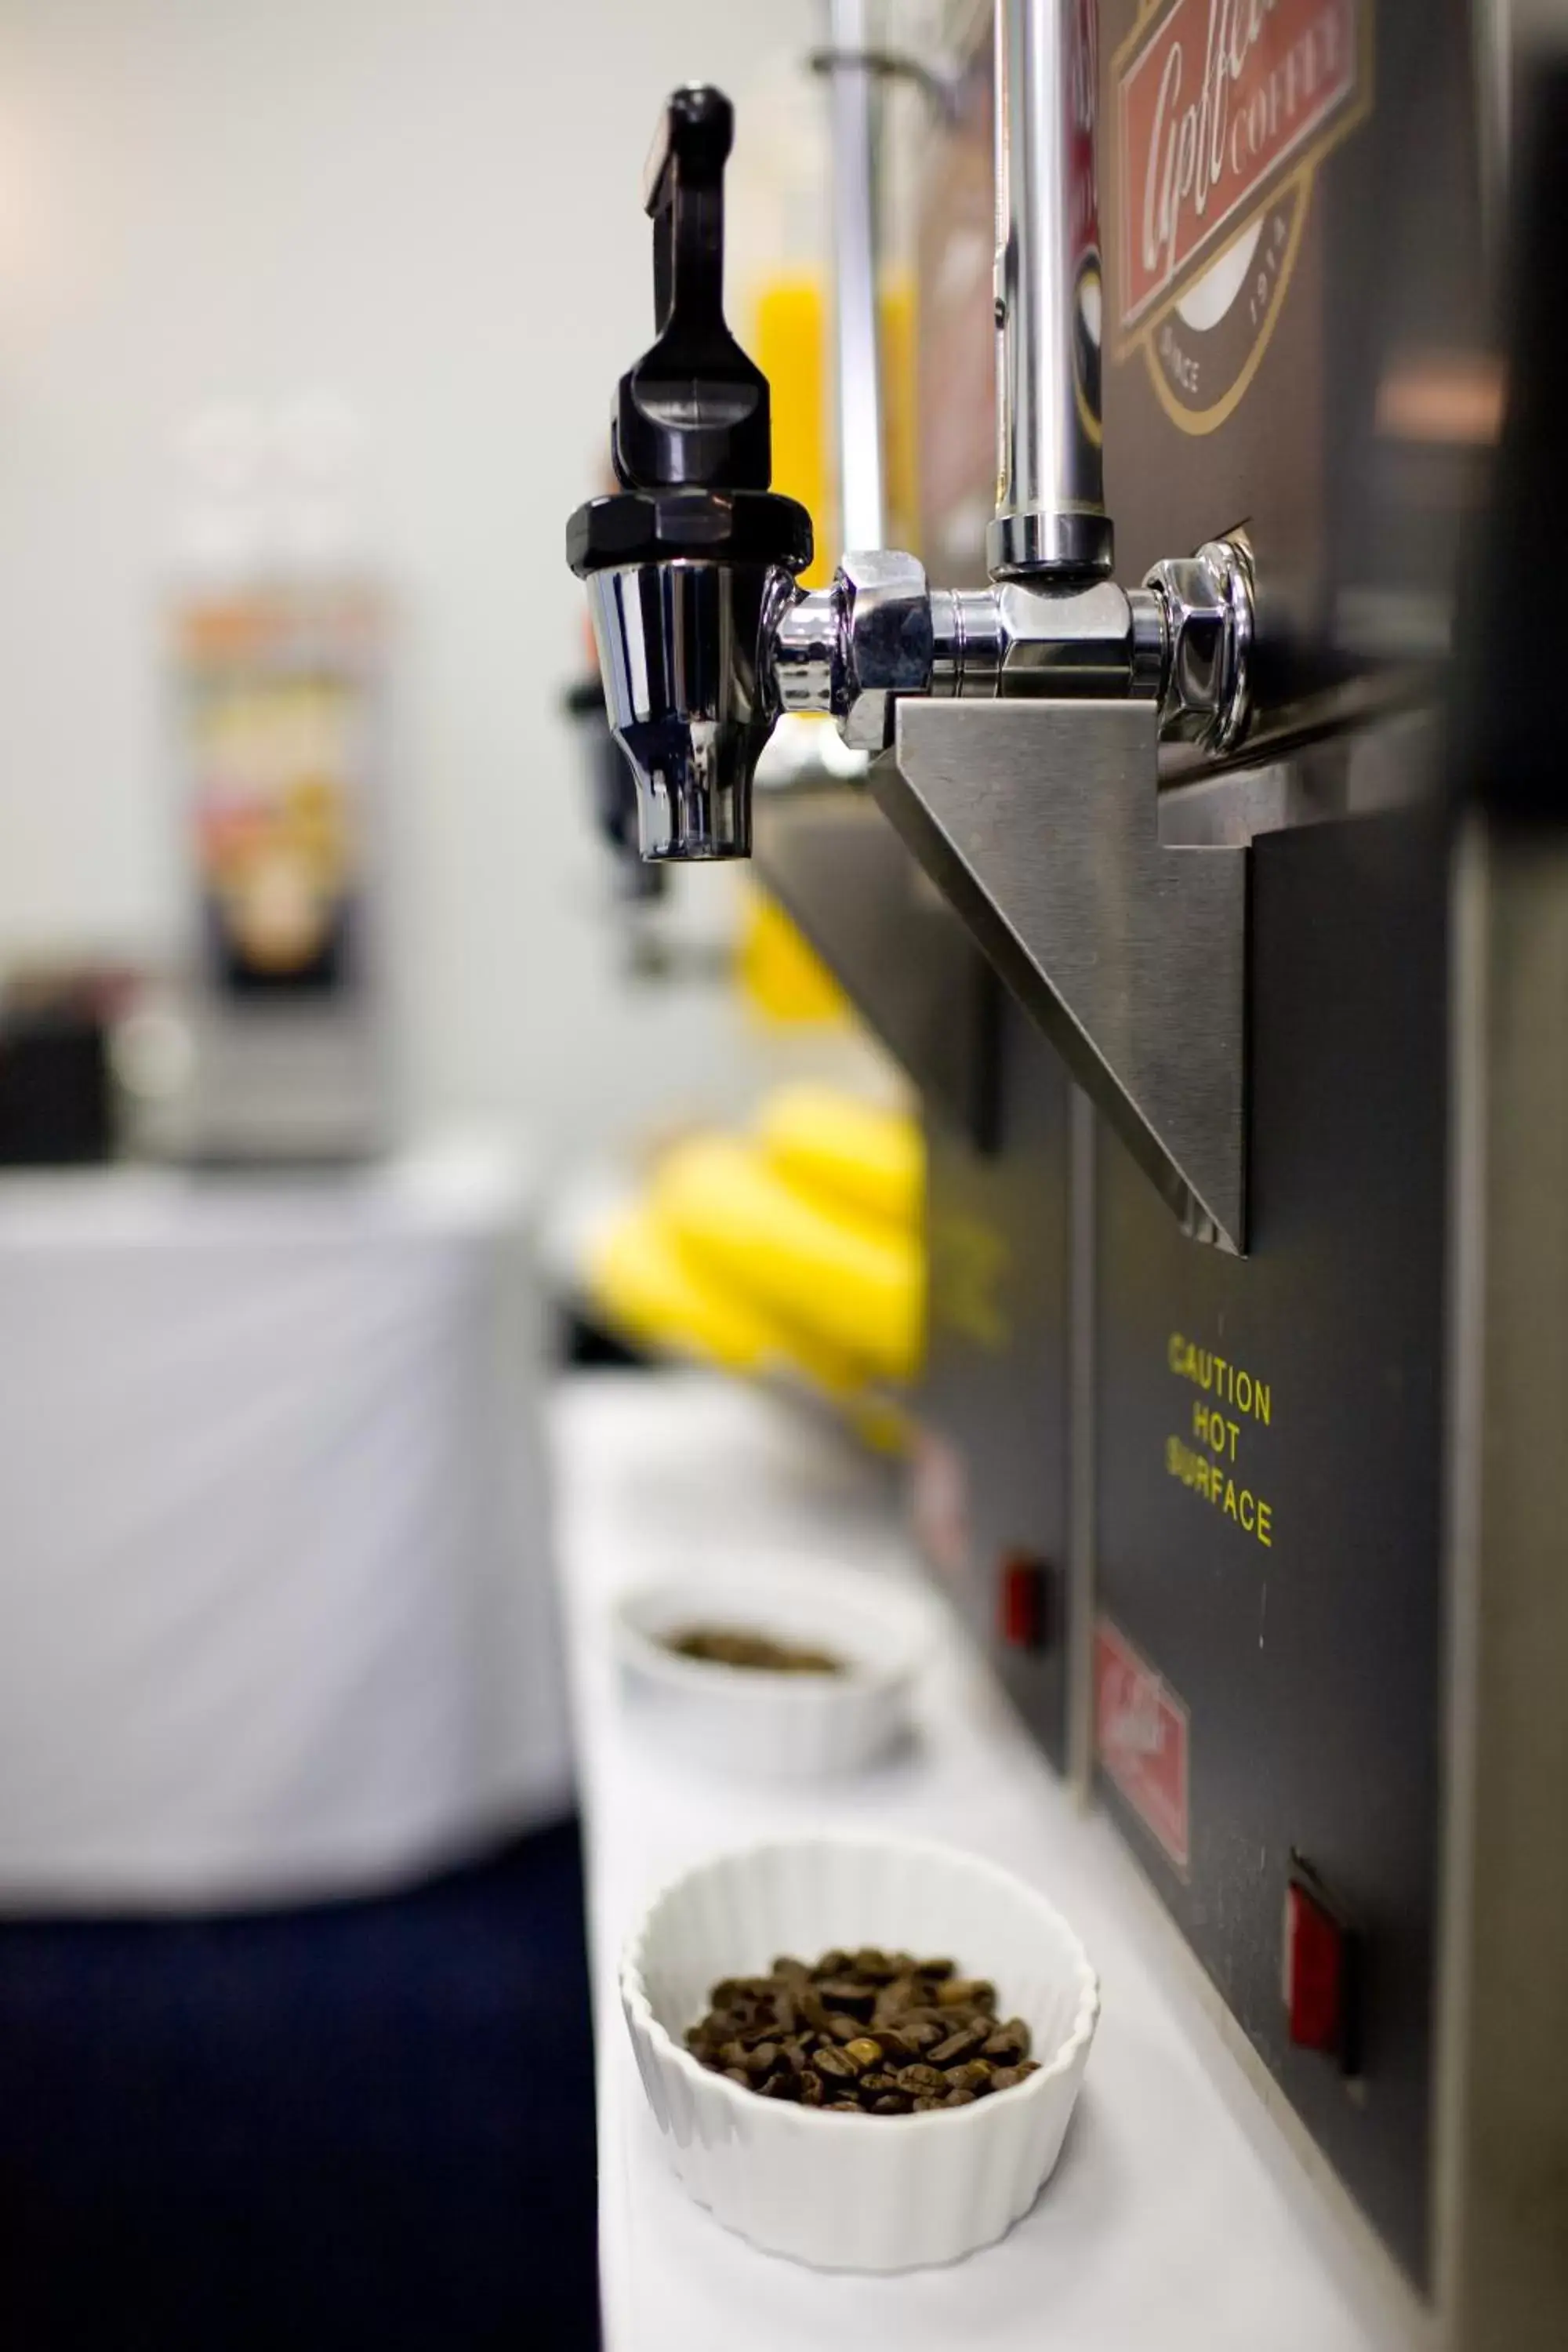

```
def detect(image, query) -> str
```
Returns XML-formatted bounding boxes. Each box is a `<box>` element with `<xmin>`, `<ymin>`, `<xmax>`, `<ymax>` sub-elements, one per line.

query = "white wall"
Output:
<box><xmin>0</xmin><ymin>0</ymin><xmax>848</xmax><ymax>1168</ymax></box>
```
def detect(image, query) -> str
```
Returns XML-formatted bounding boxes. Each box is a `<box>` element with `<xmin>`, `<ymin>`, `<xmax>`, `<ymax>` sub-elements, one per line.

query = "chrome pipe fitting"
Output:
<box><xmin>765</xmin><ymin>537</ymin><xmax>1251</xmax><ymax>748</ymax></box>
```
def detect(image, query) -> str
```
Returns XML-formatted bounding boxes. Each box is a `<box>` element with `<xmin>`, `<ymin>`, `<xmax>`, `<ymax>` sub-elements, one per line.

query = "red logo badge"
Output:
<box><xmin>1113</xmin><ymin>0</ymin><xmax>1370</xmax><ymax>430</ymax></box>
<box><xmin>1095</xmin><ymin>1617</ymin><xmax>1191</xmax><ymax>1871</ymax></box>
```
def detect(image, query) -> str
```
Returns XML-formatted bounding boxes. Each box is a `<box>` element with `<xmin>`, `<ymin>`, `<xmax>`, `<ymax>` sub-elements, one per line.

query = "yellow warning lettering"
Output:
<box><xmin>1192</xmin><ymin>1401</ymin><xmax>1240</xmax><ymax>1462</ymax></box>
<box><xmin>1167</xmin><ymin>1333</ymin><xmax>1274</xmax><ymax>1427</ymax></box>
<box><xmin>1164</xmin><ymin>1433</ymin><xmax>1274</xmax><ymax>1552</ymax></box>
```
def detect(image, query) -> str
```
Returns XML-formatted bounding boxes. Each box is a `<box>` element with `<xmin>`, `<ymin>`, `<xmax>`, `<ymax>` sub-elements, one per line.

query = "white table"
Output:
<box><xmin>0</xmin><ymin>1138</ymin><xmax>570</xmax><ymax>1908</ymax></box>
<box><xmin>551</xmin><ymin>1370</ymin><xmax>1419</xmax><ymax>2352</ymax></box>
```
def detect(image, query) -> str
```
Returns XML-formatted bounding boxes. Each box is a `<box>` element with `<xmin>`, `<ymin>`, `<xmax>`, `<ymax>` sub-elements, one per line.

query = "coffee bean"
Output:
<box><xmin>823</xmin><ymin>2012</ymin><xmax>865</xmax><ymax>2044</ymax></box>
<box><xmin>900</xmin><ymin>2063</ymin><xmax>949</xmax><ymax>2096</ymax></box>
<box><xmin>743</xmin><ymin>2042</ymin><xmax>779</xmax><ymax>2078</ymax></box>
<box><xmin>870</xmin><ymin>2027</ymin><xmax>916</xmax><ymax>2064</ymax></box>
<box><xmin>912</xmin><ymin>2095</ymin><xmax>943</xmax><ymax>2111</ymax></box>
<box><xmin>851</xmin><ymin>1949</ymin><xmax>902</xmax><ymax>1983</ymax></box>
<box><xmin>874</xmin><ymin>1976</ymin><xmax>916</xmax><ymax>2022</ymax></box>
<box><xmin>826</xmin><ymin>2100</ymin><xmax>862</xmax><ymax>2112</ymax></box>
<box><xmin>815</xmin><ymin>1980</ymin><xmax>877</xmax><ymax>2019</ymax></box>
<box><xmin>813</xmin><ymin>2045</ymin><xmax>858</xmax><ymax>2084</ymax></box>
<box><xmin>946</xmin><ymin>2060</ymin><xmax>996</xmax><ymax>2096</ymax></box>
<box><xmin>871</xmin><ymin>2092</ymin><xmax>913</xmax><ymax>2114</ymax></box>
<box><xmin>943</xmin><ymin>2087</ymin><xmax>977</xmax><ymax>2107</ymax></box>
<box><xmin>930</xmin><ymin>2023</ymin><xmax>989</xmax><ymax>2068</ymax></box>
<box><xmin>841</xmin><ymin>2038</ymin><xmax>884</xmax><ymax>2074</ymax></box>
<box><xmin>982</xmin><ymin>2024</ymin><xmax>1027</xmax><ymax>2063</ymax></box>
<box><xmin>813</xmin><ymin>1951</ymin><xmax>851</xmax><ymax>1980</ymax></box>
<box><xmin>915</xmin><ymin>1958</ymin><xmax>955</xmax><ymax>1981</ymax></box>
<box><xmin>800</xmin><ymin>2070</ymin><xmax>824</xmax><ymax>2107</ymax></box>
<box><xmin>856</xmin><ymin>2071</ymin><xmax>906</xmax><ymax>2100</ymax></box>
<box><xmin>724</xmin><ymin>2066</ymin><xmax>749</xmax><ymax>2086</ymax></box>
<box><xmin>938</xmin><ymin>1978</ymin><xmax>996</xmax><ymax>2010</ymax></box>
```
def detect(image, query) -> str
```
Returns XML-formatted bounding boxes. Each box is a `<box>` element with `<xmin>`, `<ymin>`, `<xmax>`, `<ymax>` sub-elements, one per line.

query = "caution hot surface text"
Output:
<box><xmin>1164</xmin><ymin>1334</ymin><xmax>1275</xmax><ymax>1548</ymax></box>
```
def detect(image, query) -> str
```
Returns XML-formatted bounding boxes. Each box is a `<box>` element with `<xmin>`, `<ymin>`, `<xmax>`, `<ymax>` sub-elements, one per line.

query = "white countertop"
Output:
<box><xmin>550</xmin><ymin>1371</ymin><xmax>1416</xmax><ymax>2352</ymax></box>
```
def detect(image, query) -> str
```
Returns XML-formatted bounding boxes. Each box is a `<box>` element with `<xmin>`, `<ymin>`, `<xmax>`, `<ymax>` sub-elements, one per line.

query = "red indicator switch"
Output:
<box><xmin>997</xmin><ymin>1554</ymin><xmax>1051</xmax><ymax>1652</ymax></box>
<box><xmin>1284</xmin><ymin>1867</ymin><xmax>1360</xmax><ymax>2071</ymax></box>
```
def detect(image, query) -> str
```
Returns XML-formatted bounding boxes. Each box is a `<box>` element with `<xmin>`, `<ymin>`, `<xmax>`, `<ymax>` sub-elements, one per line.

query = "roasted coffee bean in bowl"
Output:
<box><xmin>684</xmin><ymin>1947</ymin><xmax>1041</xmax><ymax>2112</ymax></box>
<box><xmin>621</xmin><ymin>1834</ymin><xmax>1100</xmax><ymax>2270</ymax></box>
<box><xmin>611</xmin><ymin>1560</ymin><xmax>933</xmax><ymax>1779</ymax></box>
<box><xmin>661</xmin><ymin>1627</ymin><xmax>844</xmax><ymax>1675</ymax></box>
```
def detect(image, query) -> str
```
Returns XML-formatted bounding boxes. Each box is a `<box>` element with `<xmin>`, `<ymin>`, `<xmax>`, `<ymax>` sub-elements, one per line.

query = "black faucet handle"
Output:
<box><xmin>613</xmin><ymin>85</ymin><xmax>771</xmax><ymax>495</ymax></box>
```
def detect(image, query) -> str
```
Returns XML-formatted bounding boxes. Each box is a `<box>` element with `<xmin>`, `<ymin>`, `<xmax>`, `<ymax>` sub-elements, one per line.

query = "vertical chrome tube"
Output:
<box><xmin>827</xmin><ymin>0</ymin><xmax>887</xmax><ymax>551</ymax></box>
<box><xmin>987</xmin><ymin>0</ymin><xmax>1114</xmax><ymax>580</ymax></box>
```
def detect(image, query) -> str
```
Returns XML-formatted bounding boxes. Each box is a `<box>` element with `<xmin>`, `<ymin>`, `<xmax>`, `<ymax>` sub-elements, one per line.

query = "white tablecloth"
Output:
<box><xmin>0</xmin><ymin>1140</ymin><xmax>570</xmax><ymax>1909</ymax></box>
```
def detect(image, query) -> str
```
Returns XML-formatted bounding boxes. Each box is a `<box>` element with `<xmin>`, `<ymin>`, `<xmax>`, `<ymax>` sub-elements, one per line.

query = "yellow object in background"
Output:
<box><xmin>590</xmin><ymin>1200</ymin><xmax>857</xmax><ymax>1391</ymax></box>
<box><xmin>736</xmin><ymin>890</ymin><xmax>850</xmax><ymax>1027</ymax></box>
<box><xmin>590</xmin><ymin>1197</ymin><xmax>910</xmax><ymax>1455</ymax></box>
<box><xmin>879</xmin><ymin>268</ymin><xmax>919</xmax><ymax>555</ymax></box>
<box><xmin>755</xmin><ymin>278</ymin><xmax>829</xmax><ymax>590</ymax></box>
<box><xmin>652</xmin><ymin>1132</ymin><xmax>922</xmax><ymax>1387</ymax></box>
<box><xmin>586</xmin><ymin>1086</ymin><xmax>925</xmax><ymax>1450</ymax></box>
<box><xmin>751</xmin><ymin>271</ymin><xmax>919</xmax><ymax>576</ymax></box>
<box><xmin>757</xmin><ymin>1083</ymin><xmax>922</xmax><ymax>1230</ymax></box>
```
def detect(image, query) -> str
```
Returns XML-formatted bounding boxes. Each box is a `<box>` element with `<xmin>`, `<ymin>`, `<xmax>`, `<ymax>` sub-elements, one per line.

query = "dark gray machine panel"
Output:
<box><xmin>1093</xmin><ymin>807</ymin><xmax>1447</xmax><ymax>2285</ymax></box>
<box><xmin>920</xmin><ymin>997</ymin><xmax>1074</xmax><ymax>1772</ymax></box>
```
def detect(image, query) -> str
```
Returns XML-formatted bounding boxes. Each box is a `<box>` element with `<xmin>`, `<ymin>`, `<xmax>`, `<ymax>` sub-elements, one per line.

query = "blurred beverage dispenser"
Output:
<box><xmin>165</xmin><ymin>397</ymin><xmax>395</xmax><ymax>1162</ymax></box>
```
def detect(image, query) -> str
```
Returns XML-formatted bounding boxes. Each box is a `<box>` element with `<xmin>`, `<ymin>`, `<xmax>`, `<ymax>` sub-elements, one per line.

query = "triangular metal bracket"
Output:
<box><xmin>876</xmin><ymin>698</ymin><xmax>1249</xmax><ymax>1253</ymax></box>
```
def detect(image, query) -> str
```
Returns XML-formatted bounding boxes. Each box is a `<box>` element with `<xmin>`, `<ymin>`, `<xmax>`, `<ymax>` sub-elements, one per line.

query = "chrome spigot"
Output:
<box><xmin>567</xmin><ymin>24</ymin><xmax>1258</xmax><ymax>1249</ymax></box>
<box><xmin>570</xmin><ymin>61</ymin><xmax>1254</xmax><ymax>866</ymax></box>
<box><xmin>566</xmin><ymin>88</ymin><xmax>812</xmax><ymax>860</ymax></box>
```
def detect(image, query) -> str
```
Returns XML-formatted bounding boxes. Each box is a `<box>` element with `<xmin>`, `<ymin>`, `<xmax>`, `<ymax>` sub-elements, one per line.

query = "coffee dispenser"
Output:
<box><xmin>568</xmin><ymin>5</ymin><xmax>1568</xmax><ymax>2340</ymax></box>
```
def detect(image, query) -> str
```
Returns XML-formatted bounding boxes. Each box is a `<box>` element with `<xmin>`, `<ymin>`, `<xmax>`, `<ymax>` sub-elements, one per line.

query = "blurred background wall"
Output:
<box><xmin>0</xmin><ymin>0</ymin><xmax>797</xmax><ymax>1172</ymax></box>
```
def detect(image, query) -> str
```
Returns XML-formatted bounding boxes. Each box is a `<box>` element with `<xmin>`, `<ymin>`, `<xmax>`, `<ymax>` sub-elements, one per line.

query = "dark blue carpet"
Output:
<box><xmin>0</xmin><ymin>1820</ymin><xmax>600</xmax><ymax>2351</ymax></box>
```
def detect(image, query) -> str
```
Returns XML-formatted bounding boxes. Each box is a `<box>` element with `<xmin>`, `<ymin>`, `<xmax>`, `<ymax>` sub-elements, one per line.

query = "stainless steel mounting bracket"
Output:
<box><xmin>876</xmin><ymin>698</ymin><xmax>1247</xmax><ymax>1254</ymax></box>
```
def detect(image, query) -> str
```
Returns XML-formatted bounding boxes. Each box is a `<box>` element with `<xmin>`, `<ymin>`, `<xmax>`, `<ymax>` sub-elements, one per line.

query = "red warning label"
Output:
<box><xmin>1095</xmin><ymin>1618</ymin><xmax>1190</xmax><ymax>1872</ymax></box>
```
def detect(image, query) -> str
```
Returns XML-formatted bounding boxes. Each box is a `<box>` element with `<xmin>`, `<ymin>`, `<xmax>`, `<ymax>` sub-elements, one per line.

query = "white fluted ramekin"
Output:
<box><xmin>620</xmin><ymin>1832</ymin><xmax>1100</xmax><ymax>2270</ymax></box>
<box><xmin>610</xmin><ymin>1561</ymin><xmax>932</xmax><ymax>1779</ymax></box>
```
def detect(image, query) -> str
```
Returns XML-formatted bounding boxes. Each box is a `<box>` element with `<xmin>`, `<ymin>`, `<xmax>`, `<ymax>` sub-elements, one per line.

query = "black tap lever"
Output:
<box><xmin>613</xmin><ymin>87</ymin><xmax>770</xmax><ymax>495</ymax></box>
<box><xmin>566</xmin><ymin>85</ymin><xmax>811</xmax><ymax>863</ymax></box>
<box><xmin>568</xmin><ymin>85</ymin><xmax>811</xmax><ymax>579</ymax></box>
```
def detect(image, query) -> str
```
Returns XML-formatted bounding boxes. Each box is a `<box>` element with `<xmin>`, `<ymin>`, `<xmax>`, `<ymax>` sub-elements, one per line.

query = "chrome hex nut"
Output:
<box><xmin>837</xmin><ymin>550</ymin><xmax>935</xmax><ymax>751</ymax></box>
<box><xmin>1145</xmin><ymin>540</ymin><xmax>1252</xmax><ymax>752</ymax></box>
<box><xmin>991</xmin><ymin>577</ymin><xmax>1143</xmax><ymax>699</ymax></box>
